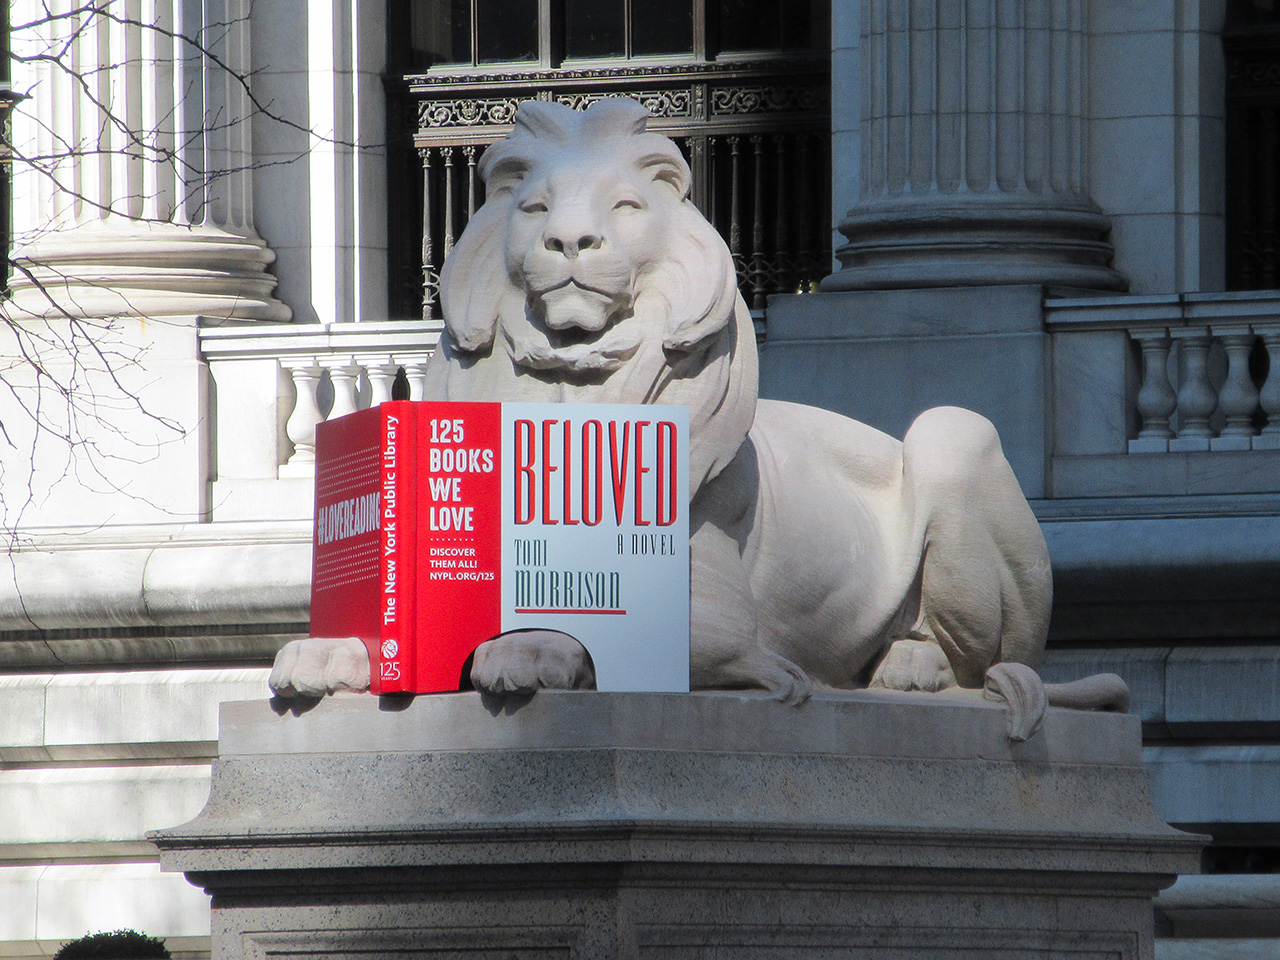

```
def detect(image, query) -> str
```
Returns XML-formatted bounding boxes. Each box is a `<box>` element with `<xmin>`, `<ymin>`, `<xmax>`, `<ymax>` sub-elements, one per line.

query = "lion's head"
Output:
<box><xmin>426</xmin><ymin>98</ymin><xmax>758</xmax><ymax>495</ymax></box>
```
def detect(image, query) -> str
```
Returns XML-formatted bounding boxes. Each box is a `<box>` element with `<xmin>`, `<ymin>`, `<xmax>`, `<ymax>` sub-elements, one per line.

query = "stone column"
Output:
<box><xmin>823</xmin><ymin>0</ymin><xmax>1127</xmax><ymax>292</ymax></box>
<box><xmin>5</xmin><ymin>0</ymin><xmax>290</xmax><ymax>320</ymax></box>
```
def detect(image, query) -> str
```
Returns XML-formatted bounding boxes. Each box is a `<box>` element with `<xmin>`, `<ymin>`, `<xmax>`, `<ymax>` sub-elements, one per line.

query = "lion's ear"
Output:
<box><xmin>637</xmin><ymin>202</ymin><xmax>740</xmax><ymax>353</ymax></box>
<box><xmin>639</xmin><ymin>151</ymin><xmax>691</xmax><ymax>201</ymax></box>
<box><xmin>439</xmin><ymin>203</ymin><xmax>511</xmax><ymax>352</ymax></box>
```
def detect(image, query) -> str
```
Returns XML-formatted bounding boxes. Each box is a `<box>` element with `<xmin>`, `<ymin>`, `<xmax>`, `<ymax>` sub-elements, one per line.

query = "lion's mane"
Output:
<box><xmin>422</xmin><ymin>98</ymin><xmax>758</xmax><ymax>496</ymax></box>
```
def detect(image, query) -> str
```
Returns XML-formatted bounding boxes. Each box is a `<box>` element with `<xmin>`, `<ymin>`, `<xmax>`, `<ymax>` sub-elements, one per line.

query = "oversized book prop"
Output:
<box><xmin>309</xmin><ymin>401</ymin><xmax>690</xmax><ymax>694</ymax></box>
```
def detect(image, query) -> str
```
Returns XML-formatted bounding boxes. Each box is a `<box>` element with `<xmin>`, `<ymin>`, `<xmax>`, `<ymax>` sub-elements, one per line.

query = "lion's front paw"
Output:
<box><xmin>269</xmin><ymin>637</ymin><xmax>371</xmax><ymax>699</ymax></box>
<box><xmin>470</xmin><ymin>630</ymin><xmax>596</xmax><ymax>696</ymax></box>
<box><xmin>870</xmin><ymin>638</ymin><xmax>957</xmax><ymax>693</ymax></box>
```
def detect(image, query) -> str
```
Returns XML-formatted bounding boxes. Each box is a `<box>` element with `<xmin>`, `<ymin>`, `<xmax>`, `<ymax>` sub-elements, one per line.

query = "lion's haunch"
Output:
<box><xmin>513</xmin><ymin>417</ymin><xmax>680</xmax><ymax>527</ymax></box>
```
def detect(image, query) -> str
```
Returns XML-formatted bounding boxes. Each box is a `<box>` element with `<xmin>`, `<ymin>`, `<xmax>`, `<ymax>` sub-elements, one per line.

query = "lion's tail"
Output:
<box><xmin>983</xmin><ymin>663</ymin><xmax>1130</xmax><ymax>742</ymax></box>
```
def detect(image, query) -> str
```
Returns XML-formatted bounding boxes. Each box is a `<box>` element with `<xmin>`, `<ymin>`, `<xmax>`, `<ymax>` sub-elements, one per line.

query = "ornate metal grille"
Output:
<box><xmin>1226</xmin><ymin>6</ymin><xmax>1280</xmax><ymax>288</ymax></box>
<box><xmin>391</xmin><ymin>59</ymin><xmax>830</xmax><ymax>320</ymax></box>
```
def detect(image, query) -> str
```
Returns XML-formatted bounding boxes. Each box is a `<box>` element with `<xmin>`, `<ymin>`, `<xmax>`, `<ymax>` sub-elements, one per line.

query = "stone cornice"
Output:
<box><xmin>406</xmin><ymin>55</ymin><xmax>828</xmax><ymax>92</ymax></box>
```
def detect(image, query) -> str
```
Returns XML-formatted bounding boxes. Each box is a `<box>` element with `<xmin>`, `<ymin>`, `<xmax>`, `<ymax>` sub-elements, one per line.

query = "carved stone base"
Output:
<box><xmin>154</xmin><ymin>691</ymin><xmax>1200</xmax><ymax>959</ymax></box>
<box><xmin>823</xmin><ymin>200</ymin><xmax>1129</xmax><ymax>293</ymax></box>
<box><xmin>6</xmin><ymin>222</ymin><xmax>291</xmax><ymax>322</ymax></box>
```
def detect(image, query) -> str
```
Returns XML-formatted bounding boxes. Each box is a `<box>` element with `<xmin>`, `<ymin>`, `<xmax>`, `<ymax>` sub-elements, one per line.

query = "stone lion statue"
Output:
<box><xmin>270</xmin><ymin>98</ymin><xmax>1126</xmax><ymax>739</ymax></box>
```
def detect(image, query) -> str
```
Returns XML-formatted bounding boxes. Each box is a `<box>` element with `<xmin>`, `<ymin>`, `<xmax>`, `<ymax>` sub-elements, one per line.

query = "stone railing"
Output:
<box><xmin>1046</xmin><ymin>292</ymin><xmax>1280</xmax><ymax>455</ymax></box>
<box><xmin>198</xmin><ymin>321</ymin><xmax>443</xmax><ymax>521</ymax></box>
<box><xmin>200</xmin><ymin>292</ymin><xmax>1280</xmax><ymax>520</ymax></box>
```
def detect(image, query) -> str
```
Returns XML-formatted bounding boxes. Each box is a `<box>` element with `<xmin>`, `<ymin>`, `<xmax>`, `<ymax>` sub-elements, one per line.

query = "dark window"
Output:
<box><xmin>566</xmin><ymin>0</ymin><xmax>626</xmax><ymax>58</ymax></box>
<box><xmin>406</xmin><ymin>0</ymin><xmax>472</xmax><ymax>68</ymax></box>
<box><xmin>393</xmin><ymin>0</ymin><xmax>827</xmax><ymax>70</ymax></box>
<box><xmin>401</xmin><ymin>0</ymin><xmax>539</xmax><ymax>68</ymax></box>
<box><xmin>716</xmin><ymin>0</ymin><xmax>826</xmax><ymax>52</ymax></box>
<box><xmin>1225</xmin><ymin>0</ymin><xmax>1280</xmax><ymax>288</ymax></box>
<box><xmin>564</xmin><ymin>0</ymin><xmax>693</xmax><ymax>60</ymax></box>
<box><xmin>632</xmin><ymin>0</ymin><xmax>693</xmax><ymax>56</ymax></box>
<box><xmin>477</xmin><ymin>0</ymin><xmax>539</xmax><ymax>62</ymax></box>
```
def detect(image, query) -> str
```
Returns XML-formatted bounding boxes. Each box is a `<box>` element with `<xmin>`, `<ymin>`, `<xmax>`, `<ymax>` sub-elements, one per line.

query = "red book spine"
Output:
<box><xmin>375</xmin><ymin>401</ymin><xmax>417</xmax><ymax>693</ymax></box>
<box><xmin>310</xmin><ymin>406</ymin><xmax>382</xmax><ymax>685</ymax></box>
<box><xmin>313</xmin><ymin>401</ymin><xmax>502</xmax><ymax>695</ymax></box>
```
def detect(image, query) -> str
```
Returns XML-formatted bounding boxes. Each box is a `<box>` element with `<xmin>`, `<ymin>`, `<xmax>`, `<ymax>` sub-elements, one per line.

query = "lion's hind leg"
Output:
<box><xmin>899</xmin><ymin>407</ymin><xmax>1053</xmax><ymax>688</ymax></box>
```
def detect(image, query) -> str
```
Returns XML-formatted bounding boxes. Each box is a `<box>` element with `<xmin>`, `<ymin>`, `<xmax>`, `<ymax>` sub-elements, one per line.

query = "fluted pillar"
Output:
<box><xmin>824</xmin><ymin>0</ymin><xmax>1126</xmax><ymax>292</ymax></box>
<box><xmin>5</xmin><ymin>0</ymin><xmax>290</xmax><ymax>320</ymax></box>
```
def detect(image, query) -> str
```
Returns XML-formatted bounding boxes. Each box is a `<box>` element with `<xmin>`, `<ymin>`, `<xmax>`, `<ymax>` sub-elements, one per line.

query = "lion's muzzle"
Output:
<box><xmin>537</xmin><ymin>280</ymin><xmax>625</xmax><ymax>332</ymax></box>
<box><xmin>522</xmin><ymin>244</ymin><xmax>635</xmax><ymax>334</ymax></box>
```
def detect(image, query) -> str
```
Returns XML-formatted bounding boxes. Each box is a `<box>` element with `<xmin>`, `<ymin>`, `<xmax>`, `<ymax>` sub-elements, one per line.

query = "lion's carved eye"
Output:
<box><xmin>520</xmin><ymin>199</ymin><xmax>549</xmax><ymax>214</ymax></box>
<box><xmin>613</xmin><ymin>197</ymin><xmax>644</xmax><ymax>211</ymax></box>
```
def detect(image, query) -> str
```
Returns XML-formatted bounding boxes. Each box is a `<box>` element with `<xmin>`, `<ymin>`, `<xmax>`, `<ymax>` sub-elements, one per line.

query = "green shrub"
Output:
<box><xmin>53</xmin><ymin>930</ymin><xmax>170</xmax><ymax>960</ymax></box>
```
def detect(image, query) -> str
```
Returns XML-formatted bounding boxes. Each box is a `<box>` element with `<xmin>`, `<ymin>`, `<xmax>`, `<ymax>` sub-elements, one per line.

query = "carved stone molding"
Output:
<box><xmin>406</xmin><ymin>56</ymin><xmax>827</xmax><ymax>91</ymax></box>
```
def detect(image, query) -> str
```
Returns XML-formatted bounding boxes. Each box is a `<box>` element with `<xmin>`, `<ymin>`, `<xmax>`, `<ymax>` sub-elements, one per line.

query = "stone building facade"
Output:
<box><xmin>0</xmin><ymin>1</ymin><xmax>1275</xmax><ymax>957</ymax></box>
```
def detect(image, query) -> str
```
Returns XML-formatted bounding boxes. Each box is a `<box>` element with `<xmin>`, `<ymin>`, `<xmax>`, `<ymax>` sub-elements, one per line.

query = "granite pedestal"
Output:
<box><xmin>154</xmin><ymin>690</ymin><xmax>1201</xmax><ymax>959</ymax></box>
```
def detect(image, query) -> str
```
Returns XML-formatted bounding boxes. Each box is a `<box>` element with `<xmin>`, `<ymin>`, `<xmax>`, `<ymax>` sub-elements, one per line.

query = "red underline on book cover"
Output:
<box><xmin>514</xmin><ymin>608</ymin><xmax>628</xmax><ymax>615</ymax></box>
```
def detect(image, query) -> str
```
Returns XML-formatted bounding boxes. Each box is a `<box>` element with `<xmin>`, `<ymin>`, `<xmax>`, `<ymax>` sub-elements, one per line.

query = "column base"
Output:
<box><xmin>6</xmin><ymin>221</ymin><xmax>291</xmax><ymax>322</ymax></box>
<box><xmin>823</xmin><ymin>200</ymin><xmax>1129</xmax><ymax>293</ymax></box>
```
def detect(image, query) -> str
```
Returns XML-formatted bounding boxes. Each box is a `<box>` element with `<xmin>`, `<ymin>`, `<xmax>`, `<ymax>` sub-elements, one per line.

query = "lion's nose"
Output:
<box><xmin>544</xmin><ymin>232</ymin><xmax>603</xmax><ymax>259</ymax></box>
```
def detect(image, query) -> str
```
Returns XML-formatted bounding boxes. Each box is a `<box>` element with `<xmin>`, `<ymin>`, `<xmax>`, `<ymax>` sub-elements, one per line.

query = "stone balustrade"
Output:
<box><xmin>200</xmin><ymin>296</ymin><xmax>1280</xmax><ymax>521</ymax></box>
<box><xmin>197</xmin><ymin>320</ymin><xmax>442</xmax><ymax>521</ymax></box>
<box><xmin>1128</xmin><ymin>324</ymin><xmax>1279</xmax><ymax>454</ymax></box>
<box><xmin>274</xmin><ymin>352</ymin><xmax>432</xmax><ymax>472</ymax></box>
<box><xmin>1046</xmin><ymin>293</ymin><xmax>1280</xmax><ymax>456</ymax></box>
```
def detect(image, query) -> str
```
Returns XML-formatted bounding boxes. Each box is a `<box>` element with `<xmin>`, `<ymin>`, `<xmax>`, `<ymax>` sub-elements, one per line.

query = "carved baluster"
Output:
<box><xmin>1263</xmin><ymin>110</ymin><xmax>1278</xmax><ymax>287</ymax></box>
<box><xmin>750</xmin><ymin>135</ymin><xmax>766</xmax><ymax>309</ymax></box>
<box><xmin>707</xmin><ymin>137</ymin><xmax>718</xmax><ymax>228</ymax></box>
<box><xmin>728</xmin><ymin>136</ymin><xmax>742</xmax><ymax>257</ymax></box>
<box><xmin>365</xmin><ymin>359</ymin><xmax>400</xmax><ymax>407</ymax></box>
<box><xmin>281</xmin><ymin>360</ymin><xmax>325</xmax><ymax>469</ymax></box>
<box><xmin>464</xmin><ymin>144</ymin><xmax>478</xmax><ymax>223</ymax></box>
<box><xmin>443</xmin><ymin>146</ymin><xmax>456</xmax><ymax>259</ymax></box>
<box><xmin>421</xmin><ymin>147</ymin><xmax>435</xmax><ymax>320</ymax></box>
<box><xmin>325</xmin><ymin>360</ymin><xmax>362</xmax><ymax>420</ymax></box>
<box><xmin>775</xmin><ymin>134</ymin><xmax>790</xmax><ymax>293</ymax></box>
<box><xmin>1129</xmin><ymin>330</ymin><xmax>1176</xmax><ymax>453</ymax></box>
<box><xmin>1211</xmin><ymin>326</ymin><xmax>1260</xmax><ymax>450</ymax></box>
<box><xmin>797</xmin><ymin>133</ymin><xmax>814</xmax><ymax>291</ymax></box>
<box><xmin>1170</xmin><ymin>329</ymin><xmax>1216</xmax><ymax>451</ymax></box>
<box><xmin>1255</xmin><ymin>326</ymin><xmax>1280</xmax><ymax>449</ymax></box>
<box><xmin>687</xmin><ymin>136</ymin><xmax>707</xmax><ymax>215</ymax></box>
<box><xmin>399</xmin><ymin>354</ymin><xmax>432</xmax><ymax>401</ymax></box>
